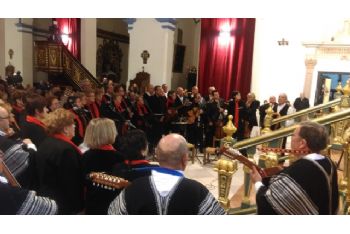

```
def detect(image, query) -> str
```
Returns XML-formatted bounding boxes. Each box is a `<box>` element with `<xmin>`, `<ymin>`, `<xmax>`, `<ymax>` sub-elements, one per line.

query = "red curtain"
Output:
<box><xmin>198</xmin><ymin>18</ymin><xmax>255</xmax><ymax>101</ymax></box>
<box><xmin>56</xmin><ymin>18</ymin><xmax>81</xmax><ymax>60</ymax></box>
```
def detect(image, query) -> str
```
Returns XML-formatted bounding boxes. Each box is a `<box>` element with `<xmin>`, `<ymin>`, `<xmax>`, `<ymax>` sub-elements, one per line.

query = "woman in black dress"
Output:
<box><xmin>82</xmin><ymin>118</ymin><xmax>123</xmax><ymax>214</ymax></box>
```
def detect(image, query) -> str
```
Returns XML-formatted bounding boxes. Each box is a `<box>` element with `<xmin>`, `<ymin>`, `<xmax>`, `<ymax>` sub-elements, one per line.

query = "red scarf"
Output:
<box><xmin>69</xmin><ymin>110</ymin><xmax>84</xmax><ymax>138</ymax></box>
<box><xmin>137</xmin><ymin>103</ymin><xmax>148</xmax><ymax>115</ymax></box>
<box><xmin>12</xmin><ymin>104</ymin><xmax>24</xmax><ymax>113</ymax></box>
<box><xmin>95</xmin><ymin>100</ymin><xmax>101</xmax><ymax>108</ymax></box>
<box><xmin>167</xmin><ymin>98</ymin><xmax>175</xmax><ymax>108</ymax></box>
<box><xmin>124</xmin><ymin>159</ymin><xmax>149</xmax><ymax>166</ymax></box>
<box><xmin>26</xmin><ymin>115</ymin><xmax>46</xmax><ymax>129</ymax></box>
<box><xmin>234</xmin><ymin>100</ymin><xmax>239</xmax><ymax>127</ymax></box>
<box><xmin>53</xmin><ymin>133</ymin><xmax>82</xmax><ymax>156</ymax></box>
<box><xmin>114</xmin><ymin>102</ymin><xmax>124</xmax><ymax>112</ymax></box>
<box><xmin>88</xmin><ymin>103</ymin><xmax>100</xmax><ymax>118</ymax></box>
<box><xmin>98</xmin><ymin>144</ymin><xmax>116</xmax><ymax>151</ymax></box>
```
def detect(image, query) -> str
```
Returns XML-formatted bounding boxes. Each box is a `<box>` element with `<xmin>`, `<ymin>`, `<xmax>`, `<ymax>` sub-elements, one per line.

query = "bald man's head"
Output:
<box><xmin>156</xmin><ymin>134</ymin><xmax>188</xmax><ymax>170</ymax></box>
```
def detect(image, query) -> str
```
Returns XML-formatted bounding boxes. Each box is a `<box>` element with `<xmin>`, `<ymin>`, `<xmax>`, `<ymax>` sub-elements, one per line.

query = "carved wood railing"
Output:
<box><xmin>34</xmin><ymin>41</ymin><xmax>101</xmax><ymax>90</ymax></box>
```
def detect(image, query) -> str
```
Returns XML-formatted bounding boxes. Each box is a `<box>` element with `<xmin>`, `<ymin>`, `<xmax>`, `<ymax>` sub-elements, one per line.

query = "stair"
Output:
<box><xmin>34</xmin><ymin>41</ymin><xmax>101</xmax><ymax>90</ymax></box>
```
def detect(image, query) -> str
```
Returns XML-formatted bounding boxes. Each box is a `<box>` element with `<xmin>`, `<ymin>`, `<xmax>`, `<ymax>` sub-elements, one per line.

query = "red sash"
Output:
<box><xmin>137</xmin><ymin>103</ymin><xmax>148</xmax><ymax>115</ymax></box>
<box><xmin>26</xmin><ymin>115</ymin><xmax>46</xmax><ymax>129</ymax></box>
<box><xmin>167</xmin><ymin>99</ymin><xmax>175</xmax><ymax>109</ymax></box>
<box><xmin>53</xmin><ymin>133</ymin><xmax>82</xmax><ymax>156</ymax></box>
<box><xmin>12</xmin><ymin>104</ymin><xmax>24</xmax><ymax>113</ymax></box>
<box><xmin>124</xmin><ymin>159</ymin><xmax>150</xmax><ymax>166</ymax></box>
<box><xmin>234</xmin><ymin>101</ymin><xmax>239</xmax><ymax>127</ymax></box>
<box><xmin>69</xmin><ymin>110</ymin><xmax>84</xmax><ymax>138</ymax></box>
<box><xmin>88</xmin><ymin>103</ymin><xmax>100</xmax><ymax>118</ymax></box>
<box><xmin>98</xmin><ymin>144</ymin><xmax>116</xmax><ymax>151</ymax></box>
<box><xmin>114</xmin><ymin>102</ymin><xmax>124</xmax><ymax>112</ymax></box>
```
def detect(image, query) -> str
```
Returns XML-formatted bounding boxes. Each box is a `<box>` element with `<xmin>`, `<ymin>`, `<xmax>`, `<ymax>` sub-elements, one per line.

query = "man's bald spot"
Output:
<box><xmin>158</xmin><ymin>134</ymin><xmax>186</xmax><ymax>154</ymax></box>
<box><xmin>0</xmin><ymin>106</ymin><xmax>8</xmax><ymax>118</ymax></box>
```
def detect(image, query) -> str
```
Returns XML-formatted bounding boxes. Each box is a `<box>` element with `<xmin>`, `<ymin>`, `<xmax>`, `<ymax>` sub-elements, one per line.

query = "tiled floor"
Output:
<box><xmin>184</xmin><ymin>155</ymin><xmax>246</xmax><ymax>201</ymax></box>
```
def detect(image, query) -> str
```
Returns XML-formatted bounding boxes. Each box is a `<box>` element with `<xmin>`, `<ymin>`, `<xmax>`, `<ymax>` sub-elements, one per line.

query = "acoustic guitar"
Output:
<box><xmin>0</xmin><ymin>155</ymin><xmax>21</xmax><ymax>187</ymax></box>
<box><xmin>87</xmin><ymin>172</ymin><xmax>129</xmax><ymax>191</ymax></box>
<box><xmin>219</xmin><ymin>146</ymin><xmax>283</xmax><ymax>178</ymax></box>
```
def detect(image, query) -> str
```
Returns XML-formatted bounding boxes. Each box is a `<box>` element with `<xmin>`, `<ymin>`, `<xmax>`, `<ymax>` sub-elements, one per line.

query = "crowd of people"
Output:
<box><xmin>0</xmin><ymin>75</ymin><xmax>338</xmax><ymax>215</ymax></box>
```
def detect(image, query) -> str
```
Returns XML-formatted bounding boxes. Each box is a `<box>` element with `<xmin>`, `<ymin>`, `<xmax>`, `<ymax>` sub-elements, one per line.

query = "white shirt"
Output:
<box><xmin>151</xmin><ymin>170</ymin><xmax>184</xmax><ymax>197</ymax></box>
<box><xmin>277</xmin><ymin>104</ymin><xmax>295</xmax><ymax>126</ymax></box>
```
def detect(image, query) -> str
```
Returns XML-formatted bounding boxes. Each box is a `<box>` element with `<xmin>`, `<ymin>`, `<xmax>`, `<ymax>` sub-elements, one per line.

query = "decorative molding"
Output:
<box><xmin>155</xmin><ymin>18</ymin><xmax>177</xmax><ymax>25</ymax></box>
<box><xmin>97</xmin><ymin>29</ymin><xmax>129</xmax><ymax>44</ymax></box>
<box><xmin>161</xmin><ymin>25</ymin><xmax>176</xmax><ymax>31</ymax></box>
<box><xmin>155</xmin><ymin>18</ymin><xmax>177</xmax><ymax>31</ymax></box>
<box><xmin>123</xmin><ymin>18</ymin><xmax>136</xmax><ymax>31</ymax></box>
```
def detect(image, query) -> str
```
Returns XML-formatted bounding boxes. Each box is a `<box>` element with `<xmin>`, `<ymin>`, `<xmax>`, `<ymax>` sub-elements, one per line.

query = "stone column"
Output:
<box><xmin>81</xmin><ymin>18</ymin><xmax>97</xmax><ymax>77</ymax></box>
<box><xmin>303</xmin><ymin>58</ymin><xmax>317</xmax><ymax>99</ymax></box>
<box><xmin>0</xmin><ymin>19</ymin><xmax>5</xmax><ymax>78</ymax></box>
<box><xmin>4</xmin><ymin>18</ymin><xmax>34</xmax><ymax>86</ymax></box>
<box><xmin>126</xmin><ymin>19</ymin><xmax>175</xmax><ymax>86</ymax></box>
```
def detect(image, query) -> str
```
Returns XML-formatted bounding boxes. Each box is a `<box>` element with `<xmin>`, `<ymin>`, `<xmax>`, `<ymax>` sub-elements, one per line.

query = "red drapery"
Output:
<box><xmin>56</xmin><ymin>18</ymin><xmax>81</xmax><ymax>60</ymax></box>
<box><xmin>198</xmin><ymin>18</ymin><xmax>255</xmax><ymax>100</ymax></box>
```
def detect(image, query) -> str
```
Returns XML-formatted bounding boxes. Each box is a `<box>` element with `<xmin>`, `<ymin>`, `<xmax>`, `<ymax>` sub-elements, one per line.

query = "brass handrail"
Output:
<box><xmin>271</xmin><ymin>98</ymin><xmax>341</xmax><ymax>125</ymax></box>
<box><xmin>233</xmin><ymin>107</ymin><xmax>350</xmax><ymax>150</ymax></box>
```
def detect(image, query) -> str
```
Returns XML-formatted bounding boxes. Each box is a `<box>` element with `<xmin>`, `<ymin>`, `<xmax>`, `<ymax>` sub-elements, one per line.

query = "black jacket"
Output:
<box><xmin>35</xmin><ymin>137</ymin><xmax>84</xmax><ymax>214</ymax></box>
<box><xmin>82</xmin><ymin>149</ymin><xmax>124</xmax><ymax>215</ymax></box>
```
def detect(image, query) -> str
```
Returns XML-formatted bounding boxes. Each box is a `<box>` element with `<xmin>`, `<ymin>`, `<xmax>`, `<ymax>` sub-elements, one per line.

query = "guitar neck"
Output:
<box><xmin>0</xmin><ymin>158</ymin><xmax>21</xmax><ymax>187</ymax></box>
<box><xmin>222</xmin><ymin>151</ymin><xmax>260</xmax><ymax>171</ymax></box>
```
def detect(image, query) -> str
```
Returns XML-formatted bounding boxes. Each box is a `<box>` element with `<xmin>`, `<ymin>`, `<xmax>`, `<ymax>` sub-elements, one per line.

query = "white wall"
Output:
<box><xmin>251</xmin><ymin>18</ymin><xmax>345</xmax><ymax>105</ymax></box>
<box><xmin>171</xmin><ymin>19</ymin><xmax>200</xmax><ymax>90</ymax></box>
<box><xmin>4</xmin><ymin>18</ymin><xmax>33</xmax><ymax>86</ymax></box>
<box><xmin>81</xmin><ymin>18</ymin><xmax>97</xmax><ymax>77</ymax></box>
<box><xmin>128</xmin><ymin>19</ymin><xmax>174</xmax><ymax>86</ymax></box>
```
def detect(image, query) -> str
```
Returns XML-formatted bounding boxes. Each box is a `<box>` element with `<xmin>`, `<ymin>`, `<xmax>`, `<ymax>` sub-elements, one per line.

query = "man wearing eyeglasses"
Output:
<box><xmin>0</xmin><ymin>106</ymin><xmax>37</xmax><ymax>189</ymax></box>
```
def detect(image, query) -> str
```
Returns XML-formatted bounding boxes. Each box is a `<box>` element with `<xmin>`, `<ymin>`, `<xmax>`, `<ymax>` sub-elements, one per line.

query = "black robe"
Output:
<box><xmin>108</xmin><ymin>174</ymin><xmax>225</xmax><ymax>215</ymax></box>
<box><xmin>0</xmin><ymin>182</ymin><xmax>57</xmax><ymax>215</ymax></box>
<box><xmin>35</xmin><ymin>137</ymin><xmax>84</xmax><ymax>214</ymax></box>
<box><xmin>0</xmin><ymin>135</ymin><xmax>37</xmax><ymax>189</ymax></box>
<box><xmin>20</xmin><ymin>120</ymin><xmax>47</xmax><ymax>148</ymax></box>
<box><xmin>256</xmin><ymin>156</ymin><xmax>338</xmax><ymax>215</ymax></box>
<box><xmin>82</xmin><ymin>149</ymin><xmax>124</xmax><ymax>215</ymax></box>
<box><xmin>228</xmin><ymin>99</ymin><xmax>247</xmax><ymax>141</ymax></box>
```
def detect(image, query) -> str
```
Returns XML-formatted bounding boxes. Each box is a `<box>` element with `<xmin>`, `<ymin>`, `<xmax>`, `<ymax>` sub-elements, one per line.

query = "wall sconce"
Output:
<box><xmin>219</xmin><ymin>24</ymin><xmax>232</xmax><ymax>45</ymax></box>
<box><xmin>61</xmin><ymin>33</ymin><xmax>70</xmax><ymax>46</ymax></box>
<box><xmin>278</xmin><ymin>38</ymin><xmax>289</xmax><ymax>46</ymax></box>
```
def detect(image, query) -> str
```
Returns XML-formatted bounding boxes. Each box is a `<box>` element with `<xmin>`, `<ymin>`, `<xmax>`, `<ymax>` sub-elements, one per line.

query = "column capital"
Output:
<box><xmin>305</xmin><ymin>58</ymin><xmax>317</xmax><ymax>67</ymax></box>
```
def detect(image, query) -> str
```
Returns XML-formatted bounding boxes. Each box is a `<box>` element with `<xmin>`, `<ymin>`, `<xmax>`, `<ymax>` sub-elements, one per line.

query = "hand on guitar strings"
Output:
<box><xmin>250</xmin><ymin>166</ymin><xmax>262</xmax><ymax>183</ymax></box>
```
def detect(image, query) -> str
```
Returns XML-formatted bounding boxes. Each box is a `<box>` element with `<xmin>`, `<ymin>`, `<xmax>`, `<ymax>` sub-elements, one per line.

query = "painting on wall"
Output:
<box><xmin>172</xmin><ymin>44</ymin><xmax>186</xmax><ymax>73</ymax></box>
<box><xmin>314</xmin><ymin>71</ymin><xmax>350</xmax><ymax>105</ymax></box>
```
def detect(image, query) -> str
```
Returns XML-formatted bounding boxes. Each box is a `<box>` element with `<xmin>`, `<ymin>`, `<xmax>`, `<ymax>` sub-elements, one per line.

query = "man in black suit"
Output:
<box><xmin>173</xmin><ymin>87</ymin><xmax>189</xmax><ymax>119</ymax></box>
<box><xmin>205</xmin><ymin>90</ymin><xmax>226</xmax><ymax>147</ymax></box>
<box><xmin>148</xmin><ymin>86</ymin><xmax>167</xmax><ymax>151</ymax></box>
<box><xmin>293</xmin><ymin>93</ymin><xmax>310</xmax><ymax>112</ymax></box>
<box><xmin>259</xmin><ymin>96</ymin><xmax>277</xmax><ymax>128</ymax></box>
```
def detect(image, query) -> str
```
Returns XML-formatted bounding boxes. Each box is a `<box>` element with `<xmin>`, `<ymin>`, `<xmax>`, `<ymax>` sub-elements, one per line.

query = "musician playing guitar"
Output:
<box><xmin>205</xmin><ymin>90</ymin><xmax>226</xmax><ymax>147</ymax></box>
<box><xmin>251</xmin><ymin>121</ymin><xmax>338</xmax><ymax>215</ymax></box>
<box><xmin>187</xmin><ymin>93</ymin><xmax>205</xmax><ymax>151</ymax></box>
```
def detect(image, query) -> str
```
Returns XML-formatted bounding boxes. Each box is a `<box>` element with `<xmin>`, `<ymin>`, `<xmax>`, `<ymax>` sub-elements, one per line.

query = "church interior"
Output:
<box><xmin>1</xmin><ymin>17</ymin><xmax>350</xmax><ymax>216</ymax></box>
